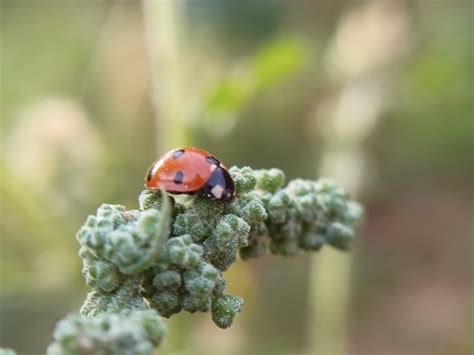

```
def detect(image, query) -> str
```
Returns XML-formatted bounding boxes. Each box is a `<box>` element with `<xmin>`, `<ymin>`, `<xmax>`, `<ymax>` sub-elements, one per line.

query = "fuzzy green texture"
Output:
<box><xmin>46</xmin><ymin>310</ymin><xmax>165</xmax><ymax>355</ymax></box>
<box><xmin>47</xmin><ymin>166</ymin><xmax>363</xmax><ymax>354</ymax></box>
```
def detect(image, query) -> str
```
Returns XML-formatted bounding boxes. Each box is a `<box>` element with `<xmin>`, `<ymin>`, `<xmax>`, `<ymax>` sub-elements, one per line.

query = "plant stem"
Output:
<box><xmin>142</xmin><ymin>0</ymin><xmax>189</xmax><ymax>152</ymax></box>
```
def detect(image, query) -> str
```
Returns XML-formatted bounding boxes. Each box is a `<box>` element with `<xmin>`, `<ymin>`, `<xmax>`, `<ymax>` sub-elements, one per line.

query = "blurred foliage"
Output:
<box><xmin>186</xmin><ymin>0</ymin><xmax>286</xmax><ymax>48</ymax></box>
<box><xmin>369</xmin><ymin>8</ymin><xmax>473</xmax><ymax>193</ymax></box>
<box><xmin>1</xmin><ymin>2</ymin><xmax>109</xmax><ymax>124</ymax></box>
<box><xmin>201</xmin><ymin>37</ymin><xmax>309</xmax><ymax>131</ymax></box>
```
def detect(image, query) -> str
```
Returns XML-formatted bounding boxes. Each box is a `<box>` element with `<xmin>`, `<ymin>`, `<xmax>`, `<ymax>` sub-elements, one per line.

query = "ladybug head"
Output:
<box><xmin>205</xmin><ymin>166</ymin><xmax>236</xmax><ymax>202</ymax></box>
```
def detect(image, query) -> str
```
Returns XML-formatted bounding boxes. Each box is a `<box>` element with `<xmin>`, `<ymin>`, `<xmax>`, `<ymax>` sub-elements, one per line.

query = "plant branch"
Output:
<box><xmin>45</xmin><ymin>166</ymin><xmax>363</xmax><ymax>354</ymax></box>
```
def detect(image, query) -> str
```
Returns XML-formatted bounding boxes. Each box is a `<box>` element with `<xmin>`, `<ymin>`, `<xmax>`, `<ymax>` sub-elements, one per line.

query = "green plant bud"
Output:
<box><xmin>326</xmin><ymin>222</ymin><xmax>355</xmax><ymax>250</ymax></box>
<box><xmin>204</xmin><ymin>215</ymin><xmax>250</xmax><ymax>270</ymax></box>
<box><xmin>253</xmin><ymin>221</ymin><xmax>268</xmax><ymax>235</ymax></box>
<box><xmin>47</xmin><ymin>310</ymin><xmax>165</xmax><ymax>355</ymax></box>
<box><xmin>224</xmin><ymin>214</ymin><xmax>250</xmax><ymax>246</ymax></box>
<box><xmin>97</xmin><ymin>203</ymin><xmax>128</xmax><ymax>227</ymax></box>
<box><xmin>286</xmin><ymin>179</ymin><xmax>316</xmax><ymax>195</ymax></box>
<box><xmin>181</xmin><ymin>292</ymin><xmax>211</xmax><ymax>313</ymax></box>
<box><xmin>77</xmin><ymin>203</ymin><xmax>168</xmax><ymax>276</ymax></box>
<box><xmin>314</xmin><ymin>178</ymin><xmax>338</xmax><ymax>193</ymax></box>
<box><xmin>258</xmin><ymin>190</ymin><xmax>273</xmax><ymax>206</ymax></box>
<box><xmin>213</xmin><ymin>276</ymin><xmax>227</xmax><ymax>297</ymax></box>
<box><xmin>182</xmin><ymin>262</ymin><xmax>219</xmax><ymax>311</ymax></box>
<box><xmin>241</xmin><ymin>199</ymin><xmax>268</xmax><ymax>225</ymax></box>
<box><xmin>211</xmin><ymin>294</ymin><xmax>243</xmax><ymax>329</ymax></box>
<box><xmin>172</xmin><ymin>196</ymin><xmax>223</xmax><ymax>242</ymax></box>
<box><xmin>225</xmin><ymin>197</ymin><xmax>243</xmax><ymax>218</ymax></box>
<box><xmin>329</xmin><ymin>196</ymin><xmax>349</xmax><ymax>218</ymax></box>
<box><xmin>299</xmin><ymin>229</ymin><xmax>325</xmax><ymax>251</ymax></box>
<box><xmin>107</xmin><ymin>229</ymin><xmax>143</xmax><ymax>261</ymax></box>
<box><xmin>85</xmin><ymin>214</ymin><xmax>97</xmax><ymax>228</ymax></box>
<box><xmin>151</xmin><ymin>258</ymin><xmax>171</xmax><ymax>274</ymax></box>
<box><xmin>314</xmin><ymin>179</ymin><xmax>350</xmax><ymax>217</ymax></box>
<box><xmin>77</xmin><ymin>227</ymin><xmax>97</xmax><ymax>251</ymax></box>
<box><xmin>82</xmin><ymin>291</ymin><xmax>148</xmax><ymax>317</ymax></box>
<box><xmin>139</xmin><ymin>309</ymin><xmax>167</xmax><ymax>346</ymax></box>
<box><xmin>104</xmin><ymin>206</ymin><xmax>170</xmax><ymax>275</ymax></box>
<box><xmin>149</xmin><ymin>290</ymin><xmax>182</xmax><ymax>317</ymax></box>
<box><xmin>280</xmin><ymin>220</ymin><xmax>303</xmax><ymax>239</ymax></box>
<box><xmin>344</xmin><ymin>201</ymin><xmax>364</xmax><ymax>225</ymax></box>
<box><xmin>294</xmin><ymin>194</ymin><xmax>319</xmax><ymax>222</ymax></box>
<box><xmin>153</xmin><ymin>270</ymin><xmax>182</xmax><ymax>290</ymax></box>
<box><xmin>0</xmin><ymin>349</ymin><xmax>17</xmax><ymax>355</ymax></box>
<box><xmin>165</xmin><ymin>235</ymin><xmax>203</xmax><ymax>268</ymax></box>
<box><xmin>255</xmin><ymin>168</ymin><xmax>285</xmax><ymax>193</ymax></box>
<box><xmin>229</xmin><ymin>166</ymin><xmax>257</xmax><ymax>193</ymax></box>
<box><xmin>184</xmin><ymin>262</ymin><xmax>219</xmax><ymax>296</ymax></box>
<box><xmin>267</xmin><ymin>191</ymin><xmax>293</xmax><ymax>224</ymax></box>
<box><xmin>239</xmin><ymin>234</ymin><xmax>267</xmax><ymax>259</ymax></box>
<box><xmin>122</xmin><ymin>209</ymin><xmax>142</xmax><ymax>222</ymax></box>
<box><xmin>192</xmin><ymin>195</ymin><xmax>226</xmax><ymax>217</ymax></box>
<box><xmin>77</xmin><ymin>227</ymin><xmax>109</xmax><ymax>259</ymax></box>
<box><xmin>80</xmin><ymin>276</ymin><xmax>148</xmax><ymax>317</ymax></box>
<box><xmin>83</xmin><ymin>260</ymin><xmax>122</xmax><ymax>292</ymax></box>
<box><xmin>138</xmin><ymin>210</ymin><xmax>164</xmax><ymax>238</ymax></box>
<box><xmin>270</xmin><ymin>236</ymin><xmax>300</xmax><ymax>256</ymax></box>
<box><xmin>96</xmin><ymin>218</ymin><xmax>113</xmax><ymax>230</ymax></box>
<box><xmin>97</xmin><ymin>203</ymin><xmax>121</xmax><ymax>216</ymax></box>
<box><xmin>139</xmin><ymin>189</ymin><xmax>162</xmax><ymax>210</ymax></box>
<box><xmin>173</xmin><ymin>213</ymin><xmax>209</xmax><ymax>242</ymax></box>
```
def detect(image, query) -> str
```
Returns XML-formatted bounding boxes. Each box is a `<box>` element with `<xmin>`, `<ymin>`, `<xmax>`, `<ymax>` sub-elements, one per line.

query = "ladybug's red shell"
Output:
<box><xmin>145</xmin><ymin>147</ymin><xmax>235</xmax><ymax>201</ymax></box>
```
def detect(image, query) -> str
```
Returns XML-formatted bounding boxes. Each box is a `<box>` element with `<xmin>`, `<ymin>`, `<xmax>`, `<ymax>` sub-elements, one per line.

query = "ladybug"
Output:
<box><xmin>145</xmin><ymin>147</ymin><xmax>236</xmax><ymax>202</ymax></box>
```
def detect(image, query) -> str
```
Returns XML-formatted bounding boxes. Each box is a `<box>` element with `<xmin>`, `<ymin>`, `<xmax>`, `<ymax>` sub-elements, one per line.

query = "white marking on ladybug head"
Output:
<box><xmin>211</xmin><ymin>185</ymin><xmax>224</xmax><ymax>199</ymax></box>
<box><xmin>210</xmin><ymin>164</ymin><xmax>217</xmax><ymax>172</ymax></box>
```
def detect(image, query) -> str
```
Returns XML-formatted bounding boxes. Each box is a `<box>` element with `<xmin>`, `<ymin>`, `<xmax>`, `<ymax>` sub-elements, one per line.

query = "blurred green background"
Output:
<box><xmin>1</xmin><ymin>1</ymin><xmax>472</xmax><ymax>354</ymax></box>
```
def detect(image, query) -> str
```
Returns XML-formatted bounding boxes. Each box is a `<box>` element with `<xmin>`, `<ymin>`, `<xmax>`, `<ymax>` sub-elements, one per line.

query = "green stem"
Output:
<box><xmin>142</xmin><ymin>0</ymin><xmax>189</xmax><ymax>151</ymax></box>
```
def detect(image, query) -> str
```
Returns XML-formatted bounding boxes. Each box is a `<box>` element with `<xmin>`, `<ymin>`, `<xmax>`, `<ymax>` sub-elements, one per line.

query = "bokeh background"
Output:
<box><xmin>1</xmin><ymin>1</ymin><xmax>472</xmax><ymax>354</ymax></box>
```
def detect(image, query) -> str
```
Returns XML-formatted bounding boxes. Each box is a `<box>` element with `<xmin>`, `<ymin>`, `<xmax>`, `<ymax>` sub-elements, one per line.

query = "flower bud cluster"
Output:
<box><xmin>48</xmin><ymin>166</ymin><xmax>362</xmax><ymax>354</ymax></box>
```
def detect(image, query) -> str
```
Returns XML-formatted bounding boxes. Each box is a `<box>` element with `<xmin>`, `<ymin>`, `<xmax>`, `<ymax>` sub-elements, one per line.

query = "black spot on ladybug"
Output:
<box><xmin>172</xmin><ymin>149</ymin><xmax>185</xmax><ymax>160</ymax></box>
<box><xmin>173</xmin><ymin>170</ymin><xmax>184</xmax><ymax>184</ymax></box>
<box><xmin>205</xmin><ymin>156</ymin><xmax>220</xmax><ymax>166</ymax></box>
